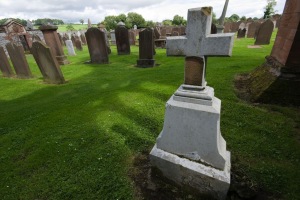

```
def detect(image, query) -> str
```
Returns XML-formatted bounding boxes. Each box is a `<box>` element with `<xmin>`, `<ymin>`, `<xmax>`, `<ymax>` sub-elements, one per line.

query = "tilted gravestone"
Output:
<box><xmin>31</xmin><ymin>41</ymin><xmax>65</xmax><ymax>84</ymax></box>
<box><xmin>65</xmin><ymin>40</ymin><xmax>76</xmax><ymax>56</ymax></box>
<box><xmin>115</xmin><ymin>22</ymin><xmax>130</xmax><ymax>55</ymax></box>
<box><xmin>6</xmin><ymin>42</ymin><xmax>32</xmax><ymax>79</ymax></box>
<box><xmin>247</xmin><ymin>22</ymin><xmax>261</xmax><ymax>38</ymax></box>
<box><xmin>85</xmin><ymin>27</ymin><xmax>109</xmax><ymax>64</ymax></box>
<box><xmin>40</xmin><ymin>25</ymin><xmax>69</xmax><ymax>65</ymax></box>
<box><xmin>150</xmin><ymin>7</ymin><xmax>234</xmax><ymax>199</ymax></box>
<box><xmin>255</xmin><ymin>19</ymin><xmax>274</xmax><ymax>45</ymax></box>
<box><xmin>237</xmin><ymin>28</ymin><xmax>246</xmax><ymax>38</ymax></box>
<box><xmin>0</xmin><ymin>46</ymin><xmax>15</xmax><ymax>77</ymax></box>
<box><xmin>137</xmin><ymin>28</ymin><xmax>155</xmax><ymax>68</ymax></box>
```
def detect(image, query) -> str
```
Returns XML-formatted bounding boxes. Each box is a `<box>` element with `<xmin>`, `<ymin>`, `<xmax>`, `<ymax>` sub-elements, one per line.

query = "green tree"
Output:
<box><xmin>79</xmin><ymin>19</ymin><xmax>84</xmax><ymax>25</ymax></box>
<box><xmin>228</xmin><ymin>14</ymin><xmax>240</xmax><ymax>22</ymax></box>
<box><xmin>172</xmin><ymin>15</ymin><xmax>186</xmax><ymax>26</ymax></box>
<box><xmin>162</xmin><ymin>19</ymin><xmax>172</xmax><ymax>26</ymax></box>
<box><xmin>212</xmin><ymin>12</ymin><xmax>217</xmax><ymax>24</ymax></box>
<box><xmin>145</xmin><ymin>20</ymin><xmax>155</xmax><ymax>28</ymax></box>
<box><xmin>66</xmin><ymin>24</ymin><xmax>75</xmax><ymax>31</ymax></box>
<box><xmin>126</xmin><ymin>12</ymin><xmax>146</xmax><ymax>28</ymax></box>
<box><xmin>240</xmin><ymin>16</ymin><xmax>247</xmax><ymax>21</ymax></box>
<box><xmin>263</xmin><ymin>0</ymin><xmax>277</xmax><ymax>19</ymax></box>
<box><xmin>116</xmin><ymin>14</ymin><xmax>126</xmax><ymax>23</ymax></box>
<box><xmin>101</xmin><ymin>15</ymin><xmax>117</xmax><ymax>31</ymax></box>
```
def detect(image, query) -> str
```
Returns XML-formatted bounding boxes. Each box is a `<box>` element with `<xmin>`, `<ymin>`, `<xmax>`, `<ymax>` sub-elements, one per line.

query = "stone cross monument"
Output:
<box><xmin>150</xmin><ymin>7</ymin><xmax>234</xmax><ymax>199</ymax></box>
<box><xmin>217</xmin><ymin>0</ymin><xmax>230</xmax><ymax>33</ymax></box>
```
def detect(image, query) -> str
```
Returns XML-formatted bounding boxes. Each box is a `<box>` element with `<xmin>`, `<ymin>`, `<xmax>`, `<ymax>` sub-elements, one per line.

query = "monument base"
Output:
<box><xmin>56</xmin><ymin>55</ymin><xmax>70</xmax><ymax>65</ymax></box>
<box><xmin>136</xmin><ymin>59</ymin><xmax>155</xmax><ymax>68</ymax></box>
<box><xmin>150</xmin><ymin>145</ymin><xmax>231</xmax><ymax>200</ymax></box>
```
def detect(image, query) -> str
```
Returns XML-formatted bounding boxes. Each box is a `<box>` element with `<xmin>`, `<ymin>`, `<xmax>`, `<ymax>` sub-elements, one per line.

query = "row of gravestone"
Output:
<box><xmin>0</xmin><ymin>42</ymin><xmax>65</xmax><ymax>84</ymax></box>
<box><xmin>85</xmin><ymin>26</ymin><xmax>155</xmax><ymax>68</ymax></box>
<box><xmin>237</xmin><ymin>19</ymin><xmax>274</xmax><ymax>45</ymax></box>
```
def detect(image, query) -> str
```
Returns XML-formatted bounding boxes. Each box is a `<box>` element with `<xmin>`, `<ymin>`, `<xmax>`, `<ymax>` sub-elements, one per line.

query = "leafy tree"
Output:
<box><xmin>126</xmin><ymin>12</ymin><xmax>146</xmax><ymax>28</ymax></box>
<box><xmin>66</xmin><ymin>24</ymin><xmax>75</xmax><ymax>31</ymax></box>
<box><xmin>228</xmin><ymin>14</ymin><xmax>240</xmax><ymax>22</ymax></box>
<box><xmin>212</xmin><ymin>12</ymin><xmax>218</xmax><ymax>24</ymax></box>
<box><xmin>145</xmin><ymin>20</ymin><xmax>155</xmax><ymax>28</ymax></box>
<box><xmin>101</xmin><ymin>15</ymin><xmax>117</xmax><ymax>31</ymax></box>
<box><xmin>116</xmin><ymin>14</ymin><xmax>126</xmax><ymax>23</ymax></box>
<box><xmin>79</xmin><ymin>19</ymin><xmax>84</xmax><ymax>25</ymax></box>
<box><xmin>240</xmin><ymin>16</ymin><xmax>247</xmax><ymax>21</ymax></box>
<box><xmin>263</xmin><ymin>0</ymin><xmax>277</xmax><ymax>19</ymax></box>
<box><xmin>34</xmin><ymin>18</ymin><xmax>64</xmax><ymax>25</ymax></box>
<box><xmin>162</xmin><ymin>19</ymin><xmax>172</xmax><ymax>26</ymax></box>
<box><xmin>253</xmin><ymin>17</ymin><xmax>259</xmax><ymax>20</ymax></box>
<box><xmin>172</xmin><ymin>15</ymin><xmax>186</xmax><ymax>25</ymax></box>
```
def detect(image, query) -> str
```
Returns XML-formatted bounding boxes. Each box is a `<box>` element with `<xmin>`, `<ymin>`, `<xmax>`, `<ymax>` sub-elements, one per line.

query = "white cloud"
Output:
<box><xmin>0</xmin><ymin>0</ymin><xmax>286</xmax><ymax>23</ymax></box>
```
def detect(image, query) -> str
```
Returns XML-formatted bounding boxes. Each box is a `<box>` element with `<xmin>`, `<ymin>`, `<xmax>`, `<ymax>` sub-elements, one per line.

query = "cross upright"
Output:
<box><xmin>184</xmin><ymin>7</ymin><xmax>234</xmax><ymax>87</ymax></box>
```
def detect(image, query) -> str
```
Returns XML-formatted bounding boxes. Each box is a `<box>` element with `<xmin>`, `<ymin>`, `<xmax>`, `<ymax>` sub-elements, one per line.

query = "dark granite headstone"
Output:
<box><xmin>31</xmin><ymin>41</ymin><xmax>65</xmax><ymax>84</ymax></box>
<box><xmin>6</xmin><ymin>42</ymin><xmax>32</xmax><ymax>79</ymax></box>
<box><xmin>137</xmin><ymin>28</ymin><xmax>155</xmax><ymax>68</ymax></box>
<box><xmin>237</xmin><ymin>28</ymin><xmax>246</xmax><ymax>38</ymax></box>
<box><xmin>115</xmin><ymin>22</ymin><xmax>130</xmax><ymax>55</ymax></box>
<box><xmin>0</xmin><ymin>46</ymin><xmax>15</xmax><ymax>77</ymax></box>
<box><xmin>85</xmin><ymin>27</ymin><xmax>109</xmax><ymax>64</ymax></box>
<box><xmin>247</xmin><ymin>22</ymin><xmax>261</xmax><ymax>38</ymax></box>
<box><xmin>255</xmin><ymin>19</ymin><xmax>274</xmax><ymax>45</ymax></box>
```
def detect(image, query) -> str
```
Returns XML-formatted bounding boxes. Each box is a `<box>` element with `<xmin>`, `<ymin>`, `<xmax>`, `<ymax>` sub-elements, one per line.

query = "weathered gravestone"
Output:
<box><xmin>0</xmin><ymin>46</ymin><xmax>15</xmax><ymax>77</ymax></box>
<box><xmin>31</xmin><ymin>41</ymin><xmax>65</xmax><ymax>84</ymax></box>
<box><xmin>85</xmin><ymin>27</ymin><xmax>109</xmax><ymax>64</ymax></box>
<box><xmin>75</xmin><ymin>39</ymin><xmax>83</xmax><ymax>51</ymax></box>
<box><xmin>129</xmin><ymin>31</ymin><xmax>136</xmax><ymax>45</ymax></box>
<box><xmin>247</xmin><ymin>22</ymin><xmax>261</xmax><ymax>38</ymax></box>
<box><xmin>40</xmin><ymin>24</ymin><xmax>69</xmax><ymax>65</ymax></box>
<box><xmin>80</xmin><ymin>33</ymin><xmax>87</xmax><ymax>45</ymax></box>
<box><xmin>71</xmin><ymin>34</ymin><xmax>76</xmax><ymax>45</ymax></box>
<box><xmin>150</xmin><ymin>7</ymin><xmax>234</xmax><ymax>199</ymax></box>
<box><xmin>115</xmin><ymin>22</ymin><xmax>130</xmax><ymax>55</ymax></box>
<box><xmin>6</xmin><ymin>42</ymin><xmax>32</xmax><ymax>79</ymax></box>
<box><xmin>32</xmin><ymin>34</ymin><xmax>42</xmax><ymax>42</ymax></box>
<box><xmin>255</xmin><ymin>19</ymin><xmax>274</xmax><ymax>45</ymax></box>
<box><xmin>237</xmin><ymin>28</ymin><xmax>246</xmax><ymax>38</ymax></box>
<box><xmin>65</xmin><ymin>40</ymin><xmax>76</xmax><ymax>56</ymax></box>
<box><xmin>110</xmin><ymin>31</ymin><xmax>116</xmax><ymax>45</ymax></box>
<box><xmin>58</xmin><ymin>33</ymin><xmax>64</xmax><ymax>46</ymax></box>
<box><xmin>137</xmin><ymin>28</ymin><xmax>155</xmax><ymax>68</ymax></box>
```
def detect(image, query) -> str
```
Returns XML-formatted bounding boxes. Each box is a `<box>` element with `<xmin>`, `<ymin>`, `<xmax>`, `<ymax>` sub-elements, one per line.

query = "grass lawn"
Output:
<box><xmin>0</xmin><ymin>31</ymin><xmax>299</xmax><ymax>199</ymax></box>
<box><xmin>34</xmin><ymin>24</ymin><xmax>90</xmax><ymax>32</ymax></box>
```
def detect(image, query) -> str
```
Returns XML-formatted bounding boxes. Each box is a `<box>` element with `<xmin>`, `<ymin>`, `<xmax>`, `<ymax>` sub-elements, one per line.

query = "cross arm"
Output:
<box><xmin>201</xmin><ymin>33</ymin><xmax>235</xmax><ymax>57</ymax></box>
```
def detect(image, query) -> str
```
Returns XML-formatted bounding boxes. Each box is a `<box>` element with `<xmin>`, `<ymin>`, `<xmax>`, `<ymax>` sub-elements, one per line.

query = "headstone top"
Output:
<box><xmin>117</xmin><ymin>21</ymin><xmax>125</xmax><ymax>26</ymax></box>
<box><xmin>39</xmin><ymin>24</ymin><xmax>58</xmax><ymax>31</ymax></box>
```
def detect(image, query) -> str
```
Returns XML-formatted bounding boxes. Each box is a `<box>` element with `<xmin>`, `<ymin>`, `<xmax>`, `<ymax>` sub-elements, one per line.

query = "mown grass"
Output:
<box><xmin>0</xmin><ymin>31</ymin><xmax>299</xmax><ymax>199</ymax></box>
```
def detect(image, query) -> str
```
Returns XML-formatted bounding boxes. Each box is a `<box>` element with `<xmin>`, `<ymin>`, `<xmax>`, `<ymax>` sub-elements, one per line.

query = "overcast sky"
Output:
<box><xmin>0</xmin><ymin>0</ymin><xmax>286</xmax><ymax>24</ymax></box>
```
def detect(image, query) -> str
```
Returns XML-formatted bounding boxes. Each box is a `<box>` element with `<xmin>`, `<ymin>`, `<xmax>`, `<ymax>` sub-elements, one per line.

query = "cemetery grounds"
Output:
<box><xmin>0</xmin><ymin>29</ymin><xmax>299</xmax><ymax>199</ymax></box>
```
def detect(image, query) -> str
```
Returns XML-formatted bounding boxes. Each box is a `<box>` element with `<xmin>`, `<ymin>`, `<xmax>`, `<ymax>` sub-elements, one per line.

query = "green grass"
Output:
<box><xmin>0</xmin><ymin>31</ymin><xmax>299</xmax><ymax>199</ymax></box>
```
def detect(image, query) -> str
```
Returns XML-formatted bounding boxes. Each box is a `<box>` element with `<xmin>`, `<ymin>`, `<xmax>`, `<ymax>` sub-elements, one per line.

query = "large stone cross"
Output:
<box><xmin>184</xmin><ymin>7</ymin><xmax>234</xmax><ymax>87</ymax></box>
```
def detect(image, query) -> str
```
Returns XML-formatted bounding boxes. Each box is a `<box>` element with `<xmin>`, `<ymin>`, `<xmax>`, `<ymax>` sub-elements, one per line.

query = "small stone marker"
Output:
<box><xmin>129</xmin><ymin>30</ymin><xmax>136</xmax><ymax>45</ymax></box>
<box><xmin>110</xmin><ymin>31</ymin><xmax>116</xmax><ymax>45</ymax></box>
<box><xmin>255</xmin><ymin>19</ymin><xmax>274</xmax><ymax>45</ymax></box>
<box><xmin>137</xmin><ymin>28</ymin><xmax>155</xmax><ymax>68</ymax></box>
<box><xmin>66</xmin><ymin>40</ymin><xmax>76</xmax><ymax>56</ymax></box>
<box><xmin>75</xmin><ymin>39</ymin><xmax>83</xmax><ymax>51</ymax></box>
<box><xmin>6</xmin><ymin>42</ymin><xmax>32</xmax><ymax>79</ymax></box>
<box><xmin>31</xmin><ymin>41</ymin><xmax>65</xmax><ymax>84</ymax></box>
<box><xmin>150</xmin><ymin>7</ymin><xmax>234</xmax><ymax>199</ymax></box>
<box><xmin>0</xmin><ymin>46</ymin><xmax>15</xmax><ymax>77</ymax></box>
<box><xmin>115</xmin><ymin>22</ymin><xmax>130</xmax><ymax>55</ymax></box>
<box><xmin>85</xmin><ymin>27</ymin><xmax>109</xmax><ymax>64</ymax></box>
<box><xmin>237</xmin><ymin>28</ymin><xmax>246</xmax><ymax>38</ymax></box>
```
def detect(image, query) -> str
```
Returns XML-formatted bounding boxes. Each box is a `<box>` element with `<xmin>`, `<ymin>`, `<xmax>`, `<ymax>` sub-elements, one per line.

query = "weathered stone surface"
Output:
<box><xmin>129</xmin><ymin>31</ymin><xmax>136</xmax><ymax>45</ymax></box>
<box><xmin>255</xmin><ymin>19</ymin><xmax>274</xmax><ymax>45</ymax></box>
<box><xmin>85</xmin><ymin>27</ymin><xmax>109</xmax><ymax>64</ymax></box>
<box><xmin>237</xmin><ymin>28</ymin><xmax>246</xmax><ymax>38</ymax></box>
<box><xmin>166</xmin><ymin>36</ymin><xmax>187</xmax><ymax>56</ymax></box>
<box><xmin>247</xmin><ymin>22</ymin><xmax>261</xmax><ymax>38</ymax></box>
<box><xmin>0</xmin><ymin>46</ymin><xmax>14</xmax><ymax>77</ymax></box>
<box><xmin>6</xmin><ymin>42</ymin><xmax>32</xmax><ymax>78</ymax></box>
<box><xmin>75</xmin><ymin>39</ymin><xmax>83</xmax><ymax>51</ymax></box>
<box><xmin>184</xmin><ymin>57</ymin><xmax>204</xmax><ymax>85</ymax></box>
<box><xmin>80</xmin><ymin>34</ymin><xmax>87</xmax><ymax>45</ymax></box>
<box><xmin>137</xmin><ymin>28</ymin><xmax>155</xmax><ymax>68</ymax></box>
<box><xmin>110</xmin><ymin>31</ymin><xmax>116</xmax><ymax>45</ymax></box>
<box><xmin>40</xmin><ymin>24</ymin><xmax>69</xmax><ymax>65</ymax></box>
<box><xmin>31</xmin><ymin>41</ymin><xmax>65</xmax><ymax>84</ymax></box>
<box><xmin>66</xmin><ymin>40</ymin><xmax>76</xmax><ymax>56</ymax></box>
<box><xmin>115</xmin><ymin>23</ymin><xmax>130</xmax><ymax>55</ymax></box>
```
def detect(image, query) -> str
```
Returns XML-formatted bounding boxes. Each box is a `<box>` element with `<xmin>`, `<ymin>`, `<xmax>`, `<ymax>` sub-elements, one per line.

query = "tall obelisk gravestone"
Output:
<box><xmin>150</xmin><ymin>7</ymin><xmax>234</xmax><ymax>200</ymax></box>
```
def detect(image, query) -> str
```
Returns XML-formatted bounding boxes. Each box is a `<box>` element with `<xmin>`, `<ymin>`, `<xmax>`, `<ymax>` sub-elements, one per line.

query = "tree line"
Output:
<box><xmin>0</xmin><ymin>18</ymin><xmax>64</xmax><ymax>26</ymax></box>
